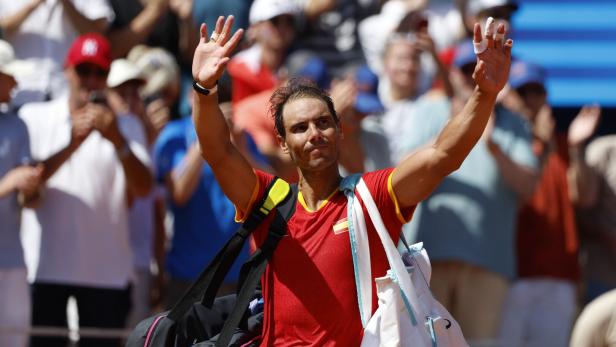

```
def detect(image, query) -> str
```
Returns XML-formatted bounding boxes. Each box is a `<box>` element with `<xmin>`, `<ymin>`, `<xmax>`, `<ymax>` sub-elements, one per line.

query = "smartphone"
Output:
<box><xmin>89</xmin><ymin>90</ymin><xmax>107</xmax><ymax>105</ymax></box>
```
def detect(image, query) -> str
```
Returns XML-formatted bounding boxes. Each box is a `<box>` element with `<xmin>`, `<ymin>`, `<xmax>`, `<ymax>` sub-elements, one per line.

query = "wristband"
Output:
<box><xmin>193</xmin><ymin>80</ymin><xmax>218</xmax><ymax>96</ymax></box>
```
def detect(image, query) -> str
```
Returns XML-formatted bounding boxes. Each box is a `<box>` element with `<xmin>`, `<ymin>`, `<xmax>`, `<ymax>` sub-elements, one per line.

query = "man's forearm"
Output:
<box><xmin>107</xmin><ymin>2</ymin><xmax>167</xmax><ymax>58</ymax></box>
<box><xmin>488</xmin><ymin>143</ymin><xmax>538</xmax><ymax>201</ymax></box>
<box><xmin>168</xmin><ymin>144</ymin><xmax>204</xmax><ymax>206</ymax></box>
<box><xmin>0</xmin><ymin>0</ymin><xmax>39</xmax><ymax>36</ymax></box>
<box><xmin>115</xmin><ymin>138</ymin><xmax>153</xmax><ymax>197</ymax></box>
<box><xmin>567</xmin><ymin>144</ymin><xmax>599</xmax><ymax>207</ymax></box>
<box><xmin>41</xmin><ymin>141</ymin><xmax>80</xmax><ymax>182</ymax></box>
<box><xmin>193</xmin><ymin>91</ymin><xmax>234</xmax><ymax>164</ymax></box>
<box><xmin>60</xmin><ymin>0</ymin><xmax>107</xmax><ymax>34</ymax></box>
<box><xmin>432</xmin><ymin>87</ymin><xmax>497</xmax><ymax>174</ymax></box>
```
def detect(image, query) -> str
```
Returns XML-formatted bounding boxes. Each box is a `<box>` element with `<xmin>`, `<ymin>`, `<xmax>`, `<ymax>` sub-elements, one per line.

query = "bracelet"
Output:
<box><xmin>193</xmin><ymin>80</ymin><xmax>218</xmax><ymax>96</ymax></box>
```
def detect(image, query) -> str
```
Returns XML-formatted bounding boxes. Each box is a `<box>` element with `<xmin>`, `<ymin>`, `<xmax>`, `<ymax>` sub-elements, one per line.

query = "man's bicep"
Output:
<box><xmin>391</xmin><ymin>145</ymin><xmax>447</xmax><ymax>210</ymax></box>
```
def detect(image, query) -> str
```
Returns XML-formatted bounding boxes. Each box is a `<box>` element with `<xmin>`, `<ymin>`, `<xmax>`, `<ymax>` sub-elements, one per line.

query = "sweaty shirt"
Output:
<box><xmin>236</xmin><ymin>168</ymin><xmax>414</xmax><ymax>346</ymax></box>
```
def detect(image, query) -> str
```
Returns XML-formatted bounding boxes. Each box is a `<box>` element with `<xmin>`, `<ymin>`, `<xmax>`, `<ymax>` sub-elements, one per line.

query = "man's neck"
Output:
<box><xmin>261</xmin><ymin>47</ymin><xmax>284</xmax><ymax>73</ymax></box>
<box><xmin>390</xmin><ymin>84</ymin><xmax>417</xmax><ymax>102</ymax></box>
<box><xmin>297</xmin><ymin>165</ymin><xmax>342</xmax><ymax>211</ymax></box>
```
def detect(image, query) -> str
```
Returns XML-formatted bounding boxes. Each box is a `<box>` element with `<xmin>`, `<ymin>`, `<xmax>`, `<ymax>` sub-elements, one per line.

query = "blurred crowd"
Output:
<box><xmin>0</xmin><ymin>0</ymin><xmax>614</xmax><ymax>347</ymax></box>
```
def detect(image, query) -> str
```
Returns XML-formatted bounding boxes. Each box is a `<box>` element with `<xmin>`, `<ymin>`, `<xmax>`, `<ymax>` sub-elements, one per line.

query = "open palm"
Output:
<box><xmin>472</xmin><ymin>22</ymin><xmax>513</xmax><ymax>95</ymax></box>
<box><xmin>192</xmin><ymin>16</ymin><xmax>244</xmax><ymax>88</ymax></box>
<box><xmin>568</xmin><ymin>104</ymin><xmax>601</xmax><ymax>146</ymax></box>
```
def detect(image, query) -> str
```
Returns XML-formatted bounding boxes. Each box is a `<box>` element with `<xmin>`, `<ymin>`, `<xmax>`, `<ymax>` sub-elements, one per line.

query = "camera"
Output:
<box><xmin>89</xmin><ymin>90</ymin><xmax>107</xmax><ymax>105</ymax></box>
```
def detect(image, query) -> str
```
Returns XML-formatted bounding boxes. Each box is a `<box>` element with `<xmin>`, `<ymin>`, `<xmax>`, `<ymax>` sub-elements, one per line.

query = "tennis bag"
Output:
<box><xmin>126</xmin><ymin>178</ymin><xmax>297</xmax><ymax>347</ymax></box>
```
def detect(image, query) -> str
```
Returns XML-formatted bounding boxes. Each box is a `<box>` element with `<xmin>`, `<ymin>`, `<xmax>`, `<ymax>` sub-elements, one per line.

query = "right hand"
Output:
<box><xmin>192</xmin><ymin>16</ymin><xmax>244</xmax><ymax>88</ymax></box>
<box><xmin>9</xmin><ymin>164</ymin><xmax>43</xmax><ymax>195</ymax></box>
<box><xmin>568</xmin><ymin>104</ymin><xmax>601</xmax><ymax>147</ymax></box>
<box><xmin>70</xmin><ymin>108</ymin><xmax>95</xmax><ymax>147</ymax></box>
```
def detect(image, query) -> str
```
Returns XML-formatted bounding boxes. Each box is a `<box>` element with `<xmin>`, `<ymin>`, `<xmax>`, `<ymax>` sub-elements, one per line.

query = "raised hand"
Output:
<box><xmin>568</xmin><ymin>104</ymin><xmax>601</xmax><ymax>147</ymax></box>
<box><xmin>192</xmin><ymin>16</ymin><xmax>244</xmax><ymax>89</ymax></box>
<box><xmin>472</xmin><ymin>20</ymin><xmax>513</xmax><ymax>95</ymax></box>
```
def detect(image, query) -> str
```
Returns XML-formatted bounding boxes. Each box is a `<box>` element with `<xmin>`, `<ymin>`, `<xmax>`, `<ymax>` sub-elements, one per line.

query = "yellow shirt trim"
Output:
<box><xmin>234</xmin><ymin>172</ymin><xmax>261</xmax><ymax>223</ymax></box>
<box><xmin>387</xmin><ymin>169</ymin><xmax>414</xmax><ymax>224</ymax></box>
<box><xmin>298</xmin><ymin>186</ymin><xmax>339</xmax><ymax>213</ymax></box>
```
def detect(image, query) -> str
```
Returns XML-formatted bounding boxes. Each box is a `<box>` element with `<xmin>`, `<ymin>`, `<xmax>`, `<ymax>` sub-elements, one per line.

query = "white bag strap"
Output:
<box><xmin>341</xmin><ymin>174</ymin><xmax>372</xmax><ymax>327</ymax></box>
<box><xmin>355</xmin><ymin>178</ymin><xmax>426</xmax><ymax>326</ymax></box>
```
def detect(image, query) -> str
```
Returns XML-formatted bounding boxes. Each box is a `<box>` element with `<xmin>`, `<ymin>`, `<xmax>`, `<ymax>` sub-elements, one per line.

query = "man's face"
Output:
<box><xmin>384</xmin><ymin>40</ymin><xmax>421</xmax><ymax>94</ymax></box>
<box><xmin>254</xmin><ymin>14</ymin><xmax>296</xmax><ymax>51</ymax></box>
<box><xmin>279</xmin><ymin>97</ymin><xmax>341</xmax><ymax>172</ymax></box>
<box><xmin>66</xmin><ymin>62</ymin><xmax>109</xmax><ymax>107</ymax></box>
<box><xmin>517</xmin><ymin>83</ymin><xmax>547</xmax><ymax>120</ymax></box>
<box><xmin>109</xmin><ymin>80</ymin><xmax>144</xmax><ymax>115</ymax></box>
<box><xmin>0</xmin><ymin>72</ymin><xmax>16</xmax><ymax>103</ymax></box>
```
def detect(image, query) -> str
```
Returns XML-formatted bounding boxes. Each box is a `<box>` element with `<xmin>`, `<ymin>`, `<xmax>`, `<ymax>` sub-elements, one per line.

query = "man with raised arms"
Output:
<box><xmin>191</xmin><ymin>15</ymin><xmax>512</xmax><ymax>346</ymax></box>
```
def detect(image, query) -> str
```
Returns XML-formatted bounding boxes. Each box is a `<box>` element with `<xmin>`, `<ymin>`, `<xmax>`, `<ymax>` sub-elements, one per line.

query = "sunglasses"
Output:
<box><xmin>269</xmin><ymin>15</ymin><xmax>295</xmax><ymax>28</ymax></box>
<box><xmin>75</xmin><ymin>64</ymin><xmax>108</xmax><ymax>78</ymax></box>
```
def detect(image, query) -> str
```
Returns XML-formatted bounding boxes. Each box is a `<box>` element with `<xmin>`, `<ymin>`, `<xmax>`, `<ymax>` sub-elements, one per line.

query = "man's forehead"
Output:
<box><xmin>282</xmin><ymin>97</ymin><xmax>331</xmax><ymax>124</ymax></box>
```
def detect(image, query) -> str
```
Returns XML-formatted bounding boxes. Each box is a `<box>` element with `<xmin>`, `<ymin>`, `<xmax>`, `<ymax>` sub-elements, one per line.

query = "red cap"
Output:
<box><xmin>65</xmin><ymin>33</ymin><xmax>112</xmax><ymax>71</ymax></box>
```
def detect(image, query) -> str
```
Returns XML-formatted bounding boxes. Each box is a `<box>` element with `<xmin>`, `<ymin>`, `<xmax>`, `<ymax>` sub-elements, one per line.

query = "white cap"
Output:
<box><xmin>0</xmin><ymin>40</ymin><xmax>34</xmax><ymax>78</ymax></box>
<box><xmin>249</xmin><ymin>0</ymin><xmax>300</xmax><ymax>25</ymax></box>
<box><xmin>127</xmin><ymin>45</ymin><xmax>179</xmax><ymax>97</ymax></box>
<box><xmin>466</xmin><ymin>0</ymin><xmax>518</xmax><ymax>17</ymax></box>
<box><xmin>107</xmin><ymin>59</ymin><xmax>144</xmax><ymax>88</ymax></box>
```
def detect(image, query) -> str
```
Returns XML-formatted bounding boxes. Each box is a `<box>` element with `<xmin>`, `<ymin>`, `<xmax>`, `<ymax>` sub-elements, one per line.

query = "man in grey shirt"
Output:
<box><xmin>0</xmin><ymin>39</ymin><xmax>41</xmax><ymax>347</ymax></box>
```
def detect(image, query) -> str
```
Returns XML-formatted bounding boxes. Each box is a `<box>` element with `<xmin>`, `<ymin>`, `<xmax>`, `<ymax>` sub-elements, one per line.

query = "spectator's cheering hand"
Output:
<box><xmin>472</xmin><ymin>20</ymin><xmax>512</xmax><ymax>95</ymax></box>
<box><xmin>192</xmin><ymin>15</ymin><xmax>244</xmax><ymax>89</ymax></box>
<box><xmin>568</xmin><ymin>104</ymin><xmax>601</xmax><ymax>147</ymax></box>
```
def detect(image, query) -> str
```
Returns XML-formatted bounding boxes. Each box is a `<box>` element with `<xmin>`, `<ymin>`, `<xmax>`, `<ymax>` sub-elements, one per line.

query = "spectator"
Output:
<box><xmin>498</xmin><ymin>61</ymin><xmax>602</xmax><ymax>347</ymax></box>
<box><xmin>569</xmin><ymin>289</ymin><xmax>616</xmax><ymax>347</ymax></box>
<box><xmin>0</xmin><ymin>0</ymin><xmax>114</xmax><ymax>106</ymax></box>
<box><xmin>227</xmin><ymin>0</ymin><xmax>300</xmax><ymax>104</ymax></box>
<box><xmin>334</xmin><ymin>64</ymin><xmax>391</xmax><ymax>174</ymax></box>
<box><xmin>378</xmin><ymin>27</ymin><xmax>453</xmax><ymax>163</ymax></box>
<box><xmin>294</xmin><ymin>0</ymin><xmax>381</xmax><ymax>77</ymax></box>
<box><xmin>401</xmin><ymin>39</ymin><xmax>538</xmax><ymax>343</ymax></box>
<box><xmin>19</xmin><ymin>33</ymin><xmax>153</xmax><ymax>347</ymax></box>
<box><xmin>107</xmin><ymin>58</ymin><xmax>165</xmax><ymax>327</ymax></box>
<box><xmin>463</xmin><ymin>0</ymin><xmax>518</xmax><ymax>38</ymax></box>
<box><xmin>107</xmin><ymin>0</ymin><xmax>197</xmax><ymax>66</ymax></box>
<box><xmin>575</xmin><ymin>132</ymin><xmax>616</xmax><ymax>302</ymax></box>
<box><xmin>154</xmin><ymin>100</ymin><xmax>254</xmax><ymax>306</ymax></box>
<box><xmin>0</xmin><ymin>39</ymin><xmax>40</xmax><ymax>347</ymax></box>
<box><xmin>128</xmin><ymin>45</ymin><xmax>180</xmax><ymax>136</ymax></box>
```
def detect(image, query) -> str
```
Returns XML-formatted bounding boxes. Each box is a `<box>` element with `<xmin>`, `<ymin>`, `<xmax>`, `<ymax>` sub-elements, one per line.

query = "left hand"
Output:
<box><xmin>472</xmin><ymin>21</ymin><xmax>513</xmax><ymax>95</ymax></box>
<box><xmin>89</xmin><ymin>102</ymin><xmax>124</xmax><ymax>147</ymax></box>
<box><xmin>568</xmin><ymin>104</ymin><xmax>601</xmax><ymax>147</ymax></box>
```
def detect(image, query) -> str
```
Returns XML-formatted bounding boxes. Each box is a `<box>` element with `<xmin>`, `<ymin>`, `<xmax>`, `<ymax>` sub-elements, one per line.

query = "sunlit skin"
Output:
<box><xmin>278</xmin><ymin>97</ymin><xmax>342</xmax><ymax>174</ymax></box>
<box><xmin>65</xmin><ymin>62</ymin><xmax>108</xmax><ymax>109</ymax></box>
<box><xmin>517</xmin><ymin>83</ymin><xmax>547</xmax><ymax>121</ymax></box>
<box><xmin>384</xmin><ymin>40</ymin><xmax>421</xmax><ymax>100</ymax></box>
<box><xmin>253</xmin><ymin>14</ymin><xmax>296</xmax><ymax>52</ymax></box>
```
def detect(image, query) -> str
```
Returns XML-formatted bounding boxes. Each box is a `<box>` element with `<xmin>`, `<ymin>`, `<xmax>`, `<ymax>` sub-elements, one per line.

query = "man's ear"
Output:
<box><xmin>277</xmin><ymin>134</ymin><xmax>289</xmax><ymax>154</ymax></box>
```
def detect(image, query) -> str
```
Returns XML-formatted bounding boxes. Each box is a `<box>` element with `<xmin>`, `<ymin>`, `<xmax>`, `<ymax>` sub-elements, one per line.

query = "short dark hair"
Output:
<box><xmin>269</xmin><ymin>77</ymin><xmax>339</xmax><ymax>138</ymax></box>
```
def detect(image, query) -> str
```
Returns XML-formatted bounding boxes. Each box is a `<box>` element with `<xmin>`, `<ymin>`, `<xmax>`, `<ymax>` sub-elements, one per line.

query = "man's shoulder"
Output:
<box><xmin>158</xmin><ymin>118</ymin><xmax>191</xmax><ymax>141</ymax></box>
<box><xmin>19</xmin><ymin>98</ymin><xmax>67</xmax><ymax>127</ymax></box>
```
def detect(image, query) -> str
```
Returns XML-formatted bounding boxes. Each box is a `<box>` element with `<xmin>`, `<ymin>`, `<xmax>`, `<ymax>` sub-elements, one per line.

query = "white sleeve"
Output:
<box><xmin>118</xmin><ymin>114</ymin><xmax>153</xmax><ymax>171</ymax></box>
<box><xmin>73</xmin><ymin>0</ymin><xmax>115</xmax><ymax>23</ymax></box>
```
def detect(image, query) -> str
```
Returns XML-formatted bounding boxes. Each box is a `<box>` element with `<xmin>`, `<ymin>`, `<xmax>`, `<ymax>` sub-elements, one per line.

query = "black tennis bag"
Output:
<box><xmin>126</xmin><ymin>178</ymin><xmax>296</xmax><ymax>347</ymax></box>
